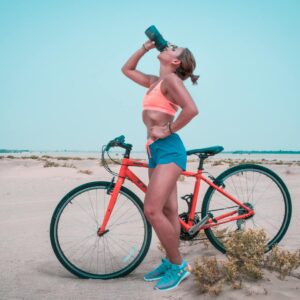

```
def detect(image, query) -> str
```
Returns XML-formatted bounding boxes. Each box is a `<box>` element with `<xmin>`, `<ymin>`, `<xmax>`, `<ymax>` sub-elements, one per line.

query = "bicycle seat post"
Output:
<box><xmin>198</xmin><ymin>154</ymin><xmax>208</xmax><ymax>170</ymax></box>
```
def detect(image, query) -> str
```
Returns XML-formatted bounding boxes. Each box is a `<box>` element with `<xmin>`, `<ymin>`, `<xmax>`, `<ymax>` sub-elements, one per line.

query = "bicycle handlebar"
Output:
<box><xmin>104</xmin><ymin>135</ymin><xmax>132</xmax><ymax>152</ymax></box>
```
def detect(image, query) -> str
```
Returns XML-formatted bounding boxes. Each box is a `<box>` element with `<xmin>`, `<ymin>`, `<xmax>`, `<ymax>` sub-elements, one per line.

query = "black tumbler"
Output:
<box><xmin>145</xmin><ymin>25</ymin><xmax>168</xmax><ymax>52</ymax></box>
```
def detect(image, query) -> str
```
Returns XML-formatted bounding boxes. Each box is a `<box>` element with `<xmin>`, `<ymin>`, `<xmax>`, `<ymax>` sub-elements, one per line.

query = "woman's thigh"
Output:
<box><xmin>145</xmin><ymin>163</ymin><xmax>182</xmax><ymax>211</ymax></box>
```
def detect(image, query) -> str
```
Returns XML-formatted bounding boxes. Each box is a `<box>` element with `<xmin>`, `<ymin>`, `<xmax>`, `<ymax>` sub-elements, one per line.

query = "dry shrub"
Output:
<box><xmin>196</xmin><ymin>230</ymin><xmax>210</xmax><ymax>249</ymax></box>
<box><xmin>224</xmin><ymin>228</ymin><xmax>266</xmax><ymax>280</ymax></box>
<box><xmin>221</xmin><ymin>260</ymin><xmax>241</xmax><ymax>288</ymax></box>
<box><xmin>193</xmin><ymin>228</ymin><xmax>300</xmax><ymax>295</ymax></box>
<box><xmin>71</xmin><ymin>157</ymin><xmax>82</xmax><ymax>160</ymax></box>
<box><xmin>264</xmin><ymin>246</ymin><xmax>300</xmax><ymax>279</ymax></box>
<box><xmin>78</xmin><ymin>169</ymin><xmax>93</xmax><ymax>175</ymax></box>
<box><xmin>61</xmin><ymin>163</ymin><xmax>76</xmax><ymax>168</ymax></box>
<box><xmin>56</xmin><ymin>156</ymin><xmax>82</xmax><ymax>161</ymax></box>
<box><xmin>211</xmin><ymin>228</ymin><xmax>229</xmax><ymax>242</ymax></box>
<box><xmin>193</xmin><ymin>256</ymin><xmax>224</xmax><ymax>295</ymax></box>
<box><xmin>29</xmin><ymin>155</ymin><xmax>39</xmax><ymax>160</ymax></box>
<box><xmin>193</xmin><ymin>229</ymin><xmax>267</xmax><ymax>294</ymax></box>
<box><xmin>43</xmin><ymin>160</ymin><xmax>60</xmax><ymax>168</ymax></box>
<box><xmin>56</xmin><ymin>156</ymin><xmax>71</xmax><ymax>161</ymax></box>
<box><xmin>212</xmin><ymin>160</ymin><xmax>223</xmax><ymax>166</ymax></box>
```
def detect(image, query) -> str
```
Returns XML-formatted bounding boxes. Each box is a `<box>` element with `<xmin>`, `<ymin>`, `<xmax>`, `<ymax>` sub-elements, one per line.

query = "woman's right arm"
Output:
<box><xmin>121</xmin><ymin>40</ymin><xmax>158</xmax><ymax>88</ymax></box>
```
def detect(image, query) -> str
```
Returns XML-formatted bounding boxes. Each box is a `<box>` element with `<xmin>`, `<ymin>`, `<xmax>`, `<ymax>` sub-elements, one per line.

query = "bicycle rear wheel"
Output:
<box><xmin>202</xmin><ymin>164</ymin><xmax>292</xmax><ymax>253</ymax></box>
<box><xmin>50</xmin><ymin>181</ymin><xmax>152</xmax><ymax>279</ymax></box>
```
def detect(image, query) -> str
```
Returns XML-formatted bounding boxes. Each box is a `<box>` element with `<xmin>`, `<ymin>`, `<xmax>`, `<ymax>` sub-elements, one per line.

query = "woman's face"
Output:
<box><xmin>157</xmin><ymin>44</ymin><xmax>184</xmax><ymax>66</ymax></box>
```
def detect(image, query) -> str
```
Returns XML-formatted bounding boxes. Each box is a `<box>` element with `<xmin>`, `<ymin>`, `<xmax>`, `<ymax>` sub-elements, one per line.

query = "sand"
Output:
<box><xmin>0</xmin><ymin>156</ymin><xmax>299</xmax><ymax>300</ymax></box>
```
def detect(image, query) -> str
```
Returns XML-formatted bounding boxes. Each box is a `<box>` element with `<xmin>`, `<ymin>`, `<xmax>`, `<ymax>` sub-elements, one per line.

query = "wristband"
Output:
<box><xmin>168</xmin><ymin>122</ymin><xmax>173</xmax><ymax>134</ymax></box>
<box><xmin>142</xmin><ymin>44</ymin><xmax>149</xmax><ymax>52</ymax></box>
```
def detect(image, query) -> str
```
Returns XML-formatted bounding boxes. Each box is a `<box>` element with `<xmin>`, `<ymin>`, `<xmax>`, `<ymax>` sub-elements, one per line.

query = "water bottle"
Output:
<box><xmin>145</xmin><ymin>25</ymin><xmax>168</xmax><ymax>52</ymax></box>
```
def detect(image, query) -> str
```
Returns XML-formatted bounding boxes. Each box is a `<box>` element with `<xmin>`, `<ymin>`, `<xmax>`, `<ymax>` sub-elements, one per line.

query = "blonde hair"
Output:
<box><xmin>175</xmin><ymin>48</ymin><xmax>199</xmax><ymax>85</ymax></box>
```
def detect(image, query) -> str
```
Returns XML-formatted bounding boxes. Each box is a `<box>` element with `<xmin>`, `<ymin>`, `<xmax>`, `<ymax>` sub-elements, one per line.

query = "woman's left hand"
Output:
<box><xmin>150</xmin><ymin>124</ymin><xmax>170</xmax><ymax>139</ymax></box>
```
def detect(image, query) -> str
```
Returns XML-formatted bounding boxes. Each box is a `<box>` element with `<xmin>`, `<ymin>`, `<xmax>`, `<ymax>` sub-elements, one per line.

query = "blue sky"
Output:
<box><xmin>0</xmin><ymin>0</ymin><xmax>299</xmax><ymax>151</ymax></box>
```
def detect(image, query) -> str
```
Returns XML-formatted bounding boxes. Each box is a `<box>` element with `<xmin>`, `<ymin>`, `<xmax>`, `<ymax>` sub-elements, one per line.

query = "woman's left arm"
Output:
<box><xmin>150</xmin><ymin>74</ymin><xmax>199</xmax><ymax>139</ymax></box>
<box><xmin>165</xmin><ymin>74</ymin><xmax>199</xmax><ymax>133</ymax></box>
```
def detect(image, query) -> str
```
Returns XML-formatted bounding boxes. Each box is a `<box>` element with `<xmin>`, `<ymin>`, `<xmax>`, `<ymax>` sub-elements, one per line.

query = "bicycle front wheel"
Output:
<box><xmin>50</xmin><ymin>181</ymin><xmax>152</xmax><ymax>279</ymax></box>
<box><xmin>202</xmin><ymin>164</ymin><xmax>292</xmax><ymax>253</ymax></box>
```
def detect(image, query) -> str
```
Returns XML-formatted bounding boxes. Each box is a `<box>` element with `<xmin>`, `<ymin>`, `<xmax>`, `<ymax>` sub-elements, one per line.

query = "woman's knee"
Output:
<box><xmin>144</xmin><ymin>203</ymin><xmax>161</xmax><ymax>222</ymax></box>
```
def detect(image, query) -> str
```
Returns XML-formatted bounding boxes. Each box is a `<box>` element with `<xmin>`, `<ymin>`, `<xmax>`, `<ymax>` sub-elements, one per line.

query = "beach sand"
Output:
<box><xmin>0</xmin><ymin>156</ymin><xmax>299</xmax><ymax>299</ymax></box>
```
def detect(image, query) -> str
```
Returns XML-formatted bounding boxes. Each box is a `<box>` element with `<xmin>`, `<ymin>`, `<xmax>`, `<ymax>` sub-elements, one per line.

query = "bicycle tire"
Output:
<box><xmin>202</xmin><ymin>164</ymin><xmax>292</xmax><ymax>253</ymax></box>
<box><xmin>50</xmin><ymin>181</ymin><xmax>152</xmax><ymax>279</ymax></box>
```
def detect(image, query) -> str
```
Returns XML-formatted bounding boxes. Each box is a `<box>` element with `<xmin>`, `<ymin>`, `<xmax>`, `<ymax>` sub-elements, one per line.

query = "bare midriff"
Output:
<box><xmin>142</xmin><ymin>110</ymin><xmax>174</xmax><ymax>140</ymax></box>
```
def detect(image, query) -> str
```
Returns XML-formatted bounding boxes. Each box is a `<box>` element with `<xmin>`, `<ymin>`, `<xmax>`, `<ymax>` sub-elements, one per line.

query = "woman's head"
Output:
<box><xmin>175</xmin><ymin>48</ymin><xmax>199</xmax><ymax>85</ymax></box>
<box><xmin>158</xmin><ymin>45</ymin><xmax>199</xmax><ymax>84</ymax></box>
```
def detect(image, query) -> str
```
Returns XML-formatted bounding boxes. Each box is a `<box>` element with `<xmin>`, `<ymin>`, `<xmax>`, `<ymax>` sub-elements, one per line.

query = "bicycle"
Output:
<box><xmin>50</xmin><ymin>135</ymin><xmax>292</xmax><ymax>279</ymax></box>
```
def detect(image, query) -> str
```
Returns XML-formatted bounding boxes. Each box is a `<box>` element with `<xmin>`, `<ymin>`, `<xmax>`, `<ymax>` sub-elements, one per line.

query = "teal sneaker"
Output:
<box><xmin>144</xmin><ymin>258</ymin><xmax>171</xmax><ymax>282</ymax></box>
<box><xmin>154</xmin><ymin>260</ymin><xmax>191</xmax><ymax>291</ymax></box>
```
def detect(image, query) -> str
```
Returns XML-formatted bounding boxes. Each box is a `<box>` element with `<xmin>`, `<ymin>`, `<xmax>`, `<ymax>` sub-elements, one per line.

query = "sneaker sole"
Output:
<box><xmin>154</xmin><ymin>271</ymin><xmax>191</xmax><ymax>291</ymax></box>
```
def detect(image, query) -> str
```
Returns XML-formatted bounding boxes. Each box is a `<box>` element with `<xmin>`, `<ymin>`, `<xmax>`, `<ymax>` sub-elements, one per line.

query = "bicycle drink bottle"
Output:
<box><xmin>145</xmin><ymin>25</ymin><xmax>168</xmax><ymax>52</ymax></box>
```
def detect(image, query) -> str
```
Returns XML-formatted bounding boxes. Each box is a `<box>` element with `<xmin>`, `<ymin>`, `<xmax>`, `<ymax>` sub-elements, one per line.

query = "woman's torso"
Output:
<box><xmin>142</xmin><ymin>79</ymin><xmax>178</xmax><ymax>138</ymax></box>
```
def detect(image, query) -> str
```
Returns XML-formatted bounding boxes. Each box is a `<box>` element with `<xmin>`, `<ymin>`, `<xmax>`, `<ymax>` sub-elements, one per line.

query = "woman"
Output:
<box><xmin>122</xmin><ymin>39</ymin><xmax>199</xmax><ymax>291</ymax></box>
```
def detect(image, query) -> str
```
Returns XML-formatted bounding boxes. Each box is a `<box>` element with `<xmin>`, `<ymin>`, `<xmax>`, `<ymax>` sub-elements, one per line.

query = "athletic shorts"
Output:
<box><xmin>146</xmin><ymin>133</ymin><xmax>187</xmax><ymax>171</ymax></box>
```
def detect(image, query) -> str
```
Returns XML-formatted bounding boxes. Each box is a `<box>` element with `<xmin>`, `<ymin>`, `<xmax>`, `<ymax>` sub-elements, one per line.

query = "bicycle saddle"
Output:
<box><xmin>186</xmin><ymin>146</ymin><xmax>224</xmax><ymax>157</ymax></box>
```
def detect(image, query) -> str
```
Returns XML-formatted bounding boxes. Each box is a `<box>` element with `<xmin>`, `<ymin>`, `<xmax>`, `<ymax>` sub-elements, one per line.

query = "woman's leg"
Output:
<box><xmin>163</xmin><ymin>184</ymin><xmax>181</xmax><ymax>248</ymax></box>
<box><xmin>144</xmin><ymin>163</ymin><xmax>182</xmax><ymax>265</ymax></box>
<box><xmin>148</xmin><ymin>168</ymin><xmax>181</xmax><ymax>252</ymax></box>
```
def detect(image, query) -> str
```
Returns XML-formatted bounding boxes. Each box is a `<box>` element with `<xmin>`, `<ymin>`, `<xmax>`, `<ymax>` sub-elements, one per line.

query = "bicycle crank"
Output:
<box><xmin>188</xmin><ymin>213</ymin><xmax>214</xmax><ymax>236</ymax></box>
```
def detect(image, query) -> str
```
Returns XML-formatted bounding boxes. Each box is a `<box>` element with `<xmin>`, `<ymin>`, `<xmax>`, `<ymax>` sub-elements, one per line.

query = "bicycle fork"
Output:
<box><xmin>97</xmin><ymin>176</ymin><xmax>125</xmax><ymax>236</ymax></box>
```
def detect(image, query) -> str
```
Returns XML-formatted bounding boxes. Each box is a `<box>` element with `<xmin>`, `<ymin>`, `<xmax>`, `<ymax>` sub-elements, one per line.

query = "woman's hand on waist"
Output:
<box><xmin>149</xmin><ymin>124</ymin><xmax>171</xmax><ymax>139</ymax></box>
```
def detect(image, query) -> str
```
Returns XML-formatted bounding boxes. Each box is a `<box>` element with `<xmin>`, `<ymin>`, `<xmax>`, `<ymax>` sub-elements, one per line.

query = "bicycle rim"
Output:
<box><xmin>50</xmin><ymin>182</ymin><xmax>152</xmax><ymax>279</ymax></box>
<box><xmin>202</xmin><ymin>164</ymin><xmax>292</xmax><ymax>253</ymax></box>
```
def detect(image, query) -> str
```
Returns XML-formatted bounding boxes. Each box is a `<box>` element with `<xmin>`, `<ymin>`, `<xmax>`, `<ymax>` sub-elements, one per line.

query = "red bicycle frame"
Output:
<box><xmin>98</xmin><ymin>158</ymin><xmax>254</xmax><ymax>236</ymax></box>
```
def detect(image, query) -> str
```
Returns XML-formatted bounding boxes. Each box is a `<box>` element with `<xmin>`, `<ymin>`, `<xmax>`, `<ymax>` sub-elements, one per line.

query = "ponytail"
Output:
<box><xmin>190</xmin><ymin>74</ymin><xmax>200</xmax><ymax>85</ymax></box>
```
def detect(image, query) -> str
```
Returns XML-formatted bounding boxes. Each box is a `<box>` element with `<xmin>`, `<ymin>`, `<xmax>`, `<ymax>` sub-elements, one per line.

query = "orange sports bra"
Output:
<box><xmin>143</xmin><ymin>80</ymin><xmax>179</xmax><ymax>116</ymax></box>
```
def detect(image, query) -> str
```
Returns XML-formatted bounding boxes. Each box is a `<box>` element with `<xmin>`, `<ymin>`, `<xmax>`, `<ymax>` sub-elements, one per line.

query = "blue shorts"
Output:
<box><xmin>146</xmin><ymin>133</ymin><xmax>187</xmax><ymax>171</ymax></box>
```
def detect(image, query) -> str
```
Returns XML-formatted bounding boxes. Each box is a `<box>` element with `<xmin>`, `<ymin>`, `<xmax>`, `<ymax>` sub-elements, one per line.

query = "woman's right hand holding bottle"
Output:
<box><xmin>142</xmin><ymin>40</ymin><xmax>156</xmax><ymax>52</ymax></box>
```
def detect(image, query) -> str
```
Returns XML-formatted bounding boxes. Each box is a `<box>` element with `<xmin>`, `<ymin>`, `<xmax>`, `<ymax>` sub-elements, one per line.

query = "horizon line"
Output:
<box><xmin>1</xmin><ymin>149</ymin><xmax>300</xmax><ymax>154</ymax></box>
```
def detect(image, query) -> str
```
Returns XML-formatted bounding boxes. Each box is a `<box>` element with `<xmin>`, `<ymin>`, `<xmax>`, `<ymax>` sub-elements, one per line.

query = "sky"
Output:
<box><xmin>0</xmin><ymin>0</ymin><xmax>299</xmax><ymax>151</ymax></box>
